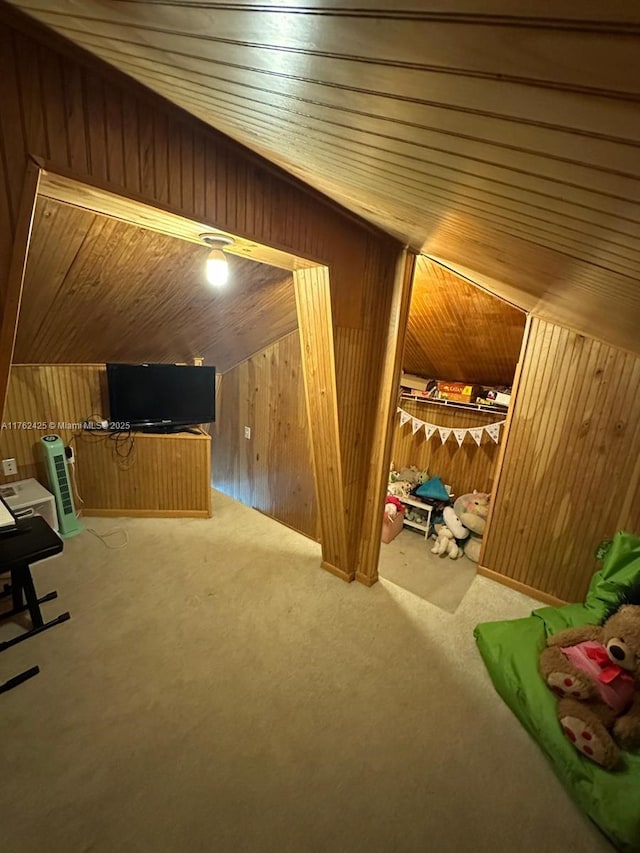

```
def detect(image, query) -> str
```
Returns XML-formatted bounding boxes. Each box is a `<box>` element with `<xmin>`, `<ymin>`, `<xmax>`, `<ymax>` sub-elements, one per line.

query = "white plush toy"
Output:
<box><xmin>387</xmin><ymin>480</ymin><xmax>412</xmax><ymax>499</ymax></box>
<box><xmin>431</xmin><ymin>506</ymin><xmax>469</xmax><ymax>559</ymax></box>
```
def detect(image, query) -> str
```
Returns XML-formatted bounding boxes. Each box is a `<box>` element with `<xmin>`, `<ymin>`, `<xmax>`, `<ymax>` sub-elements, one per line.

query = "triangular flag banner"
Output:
<box><xmin>438</xmin><ymin>426</ymin><xmax>452</xmax><ymax>444</ymax></box>
<box><xmin>453</xmin><ymin>428</ymin><xmax>466</xmax><ymax>447</ymax></box>
<box><xmin>399</xmin><ymin>410</ymin><xmax>411</xmax><ymax>426</ymax></box>
<box><xmin>469</xmin><ymin>427</ymin><xmax>483</xmax><ymax>447</ymax></box>
<box><xmin>485</xmin><ymin>423</ymin><xmax>501</xmax><ymax>444</ymax></box>
<box><xmin>424</xmin><ymin>424</ymin><xmax>437</xmax><ymax>441</ymax></box>
<box><xmin>411</xmin><ymin>417</ymin><xmax>423</xmax><ymax>435</ymax></box>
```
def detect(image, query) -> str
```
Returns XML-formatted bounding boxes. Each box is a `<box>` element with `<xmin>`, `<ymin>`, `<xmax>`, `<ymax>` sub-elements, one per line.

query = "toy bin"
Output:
<box><xmin>381</xmin><ymin>508</ymin><xmax>404</xmax><ymax>544</ymax></box>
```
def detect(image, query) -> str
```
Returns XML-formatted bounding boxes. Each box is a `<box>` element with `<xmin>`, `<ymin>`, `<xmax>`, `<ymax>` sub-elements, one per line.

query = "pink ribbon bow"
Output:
<box><xmin>586</xmin><ymin>644</ymin><xmax>634</xmax><ymax>685</ymax></box>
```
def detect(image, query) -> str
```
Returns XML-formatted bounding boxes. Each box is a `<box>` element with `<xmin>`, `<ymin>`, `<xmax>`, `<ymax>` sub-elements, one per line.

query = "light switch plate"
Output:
<box><xmin>244</xmin><ymin>426</ymin><xmax>251</xmax><ymax>440</ymax></box>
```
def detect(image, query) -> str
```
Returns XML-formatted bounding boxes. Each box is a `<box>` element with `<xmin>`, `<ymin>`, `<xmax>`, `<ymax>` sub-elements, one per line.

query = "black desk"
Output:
<box><xmin>0</xmin><ymin>516</ymin><xmax>70</xmax><ymax>652</ymax></box>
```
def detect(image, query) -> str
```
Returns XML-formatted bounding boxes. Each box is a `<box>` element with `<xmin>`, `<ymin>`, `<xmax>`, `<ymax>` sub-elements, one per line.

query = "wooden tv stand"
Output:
<box><xmin>75</xmin><ymin>429</ymin><xmax>212</xmax><ymax>517</ymax></box>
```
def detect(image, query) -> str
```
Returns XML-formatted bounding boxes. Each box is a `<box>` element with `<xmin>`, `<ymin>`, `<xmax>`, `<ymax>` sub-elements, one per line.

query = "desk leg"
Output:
<box><xmin>10</xmin><ymin>567</ymin><xmax>23</xmax><ymax>611</ymax></box>
<box><xmin>0</xmin><ymin>665</ymin><xmax>40</xmax><ymax>694</ymax></box>
<box><xmin>20</xmin><ymin>565</ymin><xmax>44</xmax><ymax>628</ymax></box>
<box><xmin>0</xmin><ymin>565</ymin><xmax>70</xmax><ymax>654</ymax></box>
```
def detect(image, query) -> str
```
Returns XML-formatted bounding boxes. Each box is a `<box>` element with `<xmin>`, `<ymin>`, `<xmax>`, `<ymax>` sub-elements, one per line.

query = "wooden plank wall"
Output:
<box><xmin>0</xmin><ymin>364</ymin><xmax>105</xmax><ymax>484</ymax></box>
<box><xmin>0</xmin><ymin>9</ymin><xmax>401</xmax><ymax>581</ymax></box>
<box><xmin>214</xmin><ymin>330</ymin><xmax>318</xmax><ymax>541</ymax></box>
<box><xmin>482</xmin><ymin>318</ymin><xmax>640</xmax><ymax>602</ymax></box>
<box><xmin>354</xmin><ymin>249</ymin><xmax>416</xmax><ymax>585</ymax></box>
<box><xmin>294</xmin><ymin>266</ymin><xmax>349</xmax><ymax>571</ymax></box>
<box><xmin>75</xmin><ymin>430</ymin><xmax>212</xmax><ymax>518</ymax></box>
<box><xmin>391</xmin><ymin>400</ymin><xmax>501</xmax><ymax>496</ymax></box>
<box><xmin>332</xmin><ymin>236</ymin><xmax>398</xmax><ymax>570</ymax></box>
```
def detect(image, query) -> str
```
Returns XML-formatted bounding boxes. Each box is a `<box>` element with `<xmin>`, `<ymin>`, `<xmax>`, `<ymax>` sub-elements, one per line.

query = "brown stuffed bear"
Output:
<box><xmin>539</xmin><ymin>601</ymin><xmax>640</xmax><ymax>770</ymax></box>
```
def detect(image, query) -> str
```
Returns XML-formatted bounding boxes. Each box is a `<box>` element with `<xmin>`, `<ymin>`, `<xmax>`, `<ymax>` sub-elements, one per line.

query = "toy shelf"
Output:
<box><xmin>398</xmin><ymin>495</ymin><xmax>433</xmax><ymax>541</ymax></box>
<box><xmin>399</xmin><ymin>394</ymin><xmax>507</xmax><ymax>415</ymax></box>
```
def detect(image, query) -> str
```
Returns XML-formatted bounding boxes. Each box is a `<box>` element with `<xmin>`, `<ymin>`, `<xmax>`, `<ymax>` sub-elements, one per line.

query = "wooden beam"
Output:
<box><xmin>0</xmin><ymin>162</ymin><xmax>40</xmax><ymax>420</ymax></box>
<box><xmin>355</xmin><ymin>248</ymin><xmax>416</xmax><ymax>585</ymax></box>
<box><xmin>294</xmin><ymin>265</ymin><xmax>351</xmax><ymax>578</ymax></box>
<box><xmin>38</xmin><ymin>169</ymin><xmax>318</xmax><ymax>271</ymax></box>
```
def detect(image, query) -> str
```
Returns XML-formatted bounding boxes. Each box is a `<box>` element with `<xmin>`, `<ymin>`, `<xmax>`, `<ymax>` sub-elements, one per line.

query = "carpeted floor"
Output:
<box><xmin>378</xmin><ymin>527</ymin><xmax>477</xmax><ymax>612</ymax></box>
<box><xmin>1</xmin><ymin>490</ymin><xmax>611</xmax><ymax>853</ymax></box>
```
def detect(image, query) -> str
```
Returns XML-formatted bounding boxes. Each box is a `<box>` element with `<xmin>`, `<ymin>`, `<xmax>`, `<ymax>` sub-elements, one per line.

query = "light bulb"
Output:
<box><xmin>205</xmin><ymin>248</ymin><xmax>229</xmax><ymax>286</ymax></box>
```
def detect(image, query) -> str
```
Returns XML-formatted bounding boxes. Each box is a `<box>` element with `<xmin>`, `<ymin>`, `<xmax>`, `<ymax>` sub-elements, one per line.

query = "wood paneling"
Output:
<box><xmin>404</xmin><ymin>257</ymin><xmax>525</xmax><ymax>386</ymax></box>
<box><xmin>0</xmin><ymin>364</ymin><xmax>105</xmax><ymax>485</ymax></box>
<box><xmin>214</xmin><ymin>329</ymin><xmax>318</xmax><ymax>540</ymax></box>
<box><xmin>2</xmin><ymin>367</ymin><xmax>212</xmax><ymax>515</ymax></box>
<box><xmin>17</xmin><ymin>197</ymin><xmax>297</xmax><ymax>370</ymax></box>
<box><xmin>482</xmin><ymin>318</ymin><xmax>640</xmax><ymax>602</ymax></box>
<box><xmin>355</xmin><ymin>249</ymin><xmax>416</xmax><ymax>585</ymax></box>
<box><xmin>38</xmin><ymin>171</ymin><xmax>318</xmax><ymax>271</ymax></box>
<box><xmin>75</xmin><ymin>429</ymin><xmax>212</xmax><ymax>517</ymax></box>
<box><xmin>391</xmin><ymin>400</ymin><xmax>501</xmax><ymax>497</ymax></box>
<box><xmin>10</xmin><ymin>0</ymin><xmax>640</xmax><ymax>354</ymax></box>
<box><xmin>0</xmin><ymin>164</ymin><xmax>39</xmax><ymax>419</ymax></box>
<box><xmin>0</xmin><ymin>6</ymin><xmax>401</xmax><ymax>582</ymax></box>
<box><xmin>294</xmin><ymin>266</ymin><xmax>349</xmax><ymax>575</ymax></box>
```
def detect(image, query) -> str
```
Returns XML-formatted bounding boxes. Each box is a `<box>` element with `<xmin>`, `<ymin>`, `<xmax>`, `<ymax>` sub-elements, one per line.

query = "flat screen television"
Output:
<box><xmin>106</xmin><ymin>363</ymin><xmax>216</xmax><ymax>431</ymax></box>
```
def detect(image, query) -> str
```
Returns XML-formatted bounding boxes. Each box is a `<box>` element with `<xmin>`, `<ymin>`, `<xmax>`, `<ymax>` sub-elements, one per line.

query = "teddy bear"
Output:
<box><xmin>431</xmin><ymin>506</ymin><xmax>469</xmax><ymax>559</ymax></box>
<box><xmin>453</xmin><ymin>491</ymin><xmax>490</xmax><ymax>562</ymax></box>
<box><xmin>539</xmin><ymin>591</ymin><xmax>640</xmax><ymax>769</ymax></box>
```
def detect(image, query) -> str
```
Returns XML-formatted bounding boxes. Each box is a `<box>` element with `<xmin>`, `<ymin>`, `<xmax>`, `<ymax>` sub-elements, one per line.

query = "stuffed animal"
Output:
<box><xmin>431</xmin><ymin>506</ymin><xmax>469</xmax><ymax>559</ymax></box>
<box><xmin>384</xmin><ymin>495</ymin><xmax>404</xmax><ymax>521</ymax></box>
<box><xmin>405</xmin><ymin>507</ymin><xmax>428</xmax><ymax>525</ymax></box>
<box><xmin>387</xmin><ymin>480</ymin><xmax>413</xmax><ymax>499</ymax></box>
<box><xmin>453</xmin><ymin>491</ymin><xmax>490</xmax><ymax>562</ymax></box>
<box><xmin>389</xmin><ymin>466</ymin><xmax>428</xmax><ymax>486</ymax></box>
<box><xmin>539</xmin><ymin>590</ymin><xmax>640</xmax><ymax>769</ymax></box>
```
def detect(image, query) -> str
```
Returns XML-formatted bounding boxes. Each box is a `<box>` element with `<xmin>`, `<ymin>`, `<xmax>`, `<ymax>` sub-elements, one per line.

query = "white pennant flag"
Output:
<box><xmin>411</xmin><ymin>417</ymin><xmax>423</xmax><ymax>435</ymax></box>
<box><xmin>453</xmin><ymin>428</ymin><xmax>467</xmax><ymax>447</ymax></box>
<box><xmin>469</xmin><ymin>427</ymin><xmax>483</xmax><ymax>446</ymax></box>
<box><xmin>424</xmin><ymin>424</ymin><xmax>437</xmax><ymax>441</ymax></box>
<box><xmin>438</xmin><ymin>426</ymin><xmax>452</xmax><ymax>444</ymax></box>
<box><xmin>485</xmin><ymin>423</ymin><xmax>501</xmax><ymax>444</ymax></box>
<box><xmin>399</xmin><ymin>410</ymin><xmax>411</xmax><ymax>426</ymax></box>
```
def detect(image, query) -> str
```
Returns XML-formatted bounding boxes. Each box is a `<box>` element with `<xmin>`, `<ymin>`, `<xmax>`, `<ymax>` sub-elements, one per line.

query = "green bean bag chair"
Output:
<box><xmin>474</xmin><ymin>531</ymin><xmax>640</xmax><ymax>852</ymax></box>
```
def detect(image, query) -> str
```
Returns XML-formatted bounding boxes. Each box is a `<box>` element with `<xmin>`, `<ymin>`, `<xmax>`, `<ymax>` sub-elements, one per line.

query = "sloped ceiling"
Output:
<box><xmin>7</xmin><ymin>1</ymin><xmax>640</xmax><ymax>353</ymax></box>
<box><xmin>16</xmin><ymin>197</ymin><xmax>296</xmax><ymax>370</ymax></box>
<box><xmin>404</xmin><ymin>257</ymin><xmax>525</xmax><ymax>387</ymax></box>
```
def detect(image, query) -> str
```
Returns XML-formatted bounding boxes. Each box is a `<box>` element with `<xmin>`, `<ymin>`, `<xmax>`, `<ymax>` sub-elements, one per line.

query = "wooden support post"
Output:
<box><xmin>294</xmin><ymin>265</ymin><xmax>351</xmax><ymax>580</ymax></box>
<box><xmin>0</xmin><ymin>163</ymin><xmax>40</xmax><ymax>420</ymax></box>
<box><xmin>355</xmin><ymin>248</ymin><xmax>417</xmax><ymax>585</ymax></box>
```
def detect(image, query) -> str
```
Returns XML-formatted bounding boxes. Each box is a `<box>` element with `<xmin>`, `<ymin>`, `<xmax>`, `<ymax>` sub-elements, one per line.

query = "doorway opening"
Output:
<box><xmin>378</xmin><ymin>256</ymin><xmax>527</xmax><ymax>611</ymax></box>
<box><xmin>0</xmin><ymin>169</ymin><xmax>324</xmax><ymax>547</ymax></box>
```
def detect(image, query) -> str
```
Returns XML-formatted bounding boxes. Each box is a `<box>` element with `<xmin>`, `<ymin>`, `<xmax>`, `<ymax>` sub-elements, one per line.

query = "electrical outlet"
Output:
<box><xmin>2</xmin><ymin>458</ymin><xmax>17</xmax><ymax>476</ymax></box>
<box><xmin>244</xmin><ymin>426</ymin><xmax>251</xmax><ymax>440</ymax></box>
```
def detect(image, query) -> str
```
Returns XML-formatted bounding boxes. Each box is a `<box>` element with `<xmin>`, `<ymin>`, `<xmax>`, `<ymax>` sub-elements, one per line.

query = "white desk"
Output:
<box><xmin>0</xmin><ymin>478</ymin><xmax>58</xmax><ymax>532</ymax></box>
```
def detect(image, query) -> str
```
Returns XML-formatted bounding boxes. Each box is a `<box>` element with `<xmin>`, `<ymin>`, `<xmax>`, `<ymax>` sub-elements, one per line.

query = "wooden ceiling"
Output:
<box><xmin>7</xmin><ymin>2</ymin><xmax>640</xmax><ymax>354</ymax></box>
<box><xmin>16</xmin><ymin>197</ymin><xmax>297</xmax><ymax>370</ymax></box>
<box><xmin>404</xmin><ymin>257</ymin><xmax>525</xmax><ymax>386</ymax></box>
